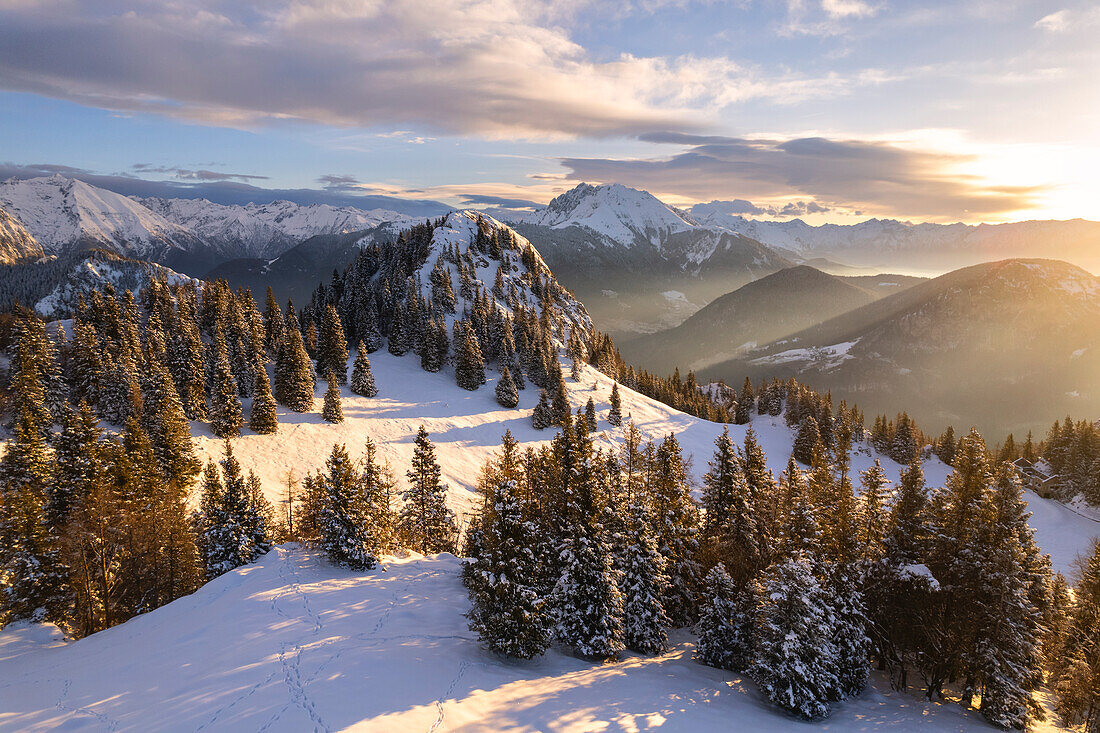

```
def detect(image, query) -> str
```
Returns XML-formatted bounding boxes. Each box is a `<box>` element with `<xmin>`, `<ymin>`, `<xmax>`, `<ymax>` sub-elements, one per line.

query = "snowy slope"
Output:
<box><xmin>140</xmin><ymin>197</ymin><xmax>415</xmax><ymax>259</ymax></box>
<box><xmin>523</xmin><ymin>183</ymin><xmax>697</xmax><ymax>247</ymax></box>
<box><xmin>0</xmin><ymin>175</ymin><xmax>201</xmax><ymax>259</ymax></box>
<box><xmin>190</xmin><ymin>351</ymin><xmax>1099</xmax><ymax>577</ymax></box>
<box><xmin>0</xmin><ymin>546</ymin><xmax>1029</xmax><ymax>732</ymax></box>
<box><xmin>0</xmin><ymin>205</ymin><xmax>43</xmax><ymax>263</ymax></box>
<box><xmin>33</xmin><ymin>251</ymin><xmax>200</xmax><ymax>319</ymax></box>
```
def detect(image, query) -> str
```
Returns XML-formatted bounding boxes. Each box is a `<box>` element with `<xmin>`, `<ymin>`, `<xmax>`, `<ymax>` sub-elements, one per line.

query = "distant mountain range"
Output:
<box><xmin>505</xmin><ymin>183</ymin><xmax>1100</xmax><ymax>337</ymax></box>
<box><xmin>620</xmin><ymin>266</ymin><xmax>925</xmax><ymax>374</ymax></box>
<box><xmin>692</xmin><ymin>259</ymin><xmax>1100</xmax><ymax>437</ymax></box>
<box><xmin>0</xmin><ymin>175</ymin><xmax>421</xmax><ymax>274</ymax></box>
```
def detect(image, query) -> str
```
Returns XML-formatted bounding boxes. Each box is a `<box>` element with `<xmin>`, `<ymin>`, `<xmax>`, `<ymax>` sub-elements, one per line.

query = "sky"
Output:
<box><xmin>0</xmin><ymin>0</ymin><xmax>1097</xmax><ymax>224</ymax></box>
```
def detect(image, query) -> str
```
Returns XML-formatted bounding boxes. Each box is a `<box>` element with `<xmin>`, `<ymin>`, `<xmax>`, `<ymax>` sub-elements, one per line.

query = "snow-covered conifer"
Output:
<box><xmin>322</xmin><ymin>370</ymin><xmax>343</xmax><ymax>424</ymax></box>
<box><xmin>350</xmin><ymin>341</ymin><xmax>379</xmax><ymax>397</ymax></box>
<box><xmin>495</xmin><ymin>365</ymin><xmax>519</xmax><ymax>408</ymax></box>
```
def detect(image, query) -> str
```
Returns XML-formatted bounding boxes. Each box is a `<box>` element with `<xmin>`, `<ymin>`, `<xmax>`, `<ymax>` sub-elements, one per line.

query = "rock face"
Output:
<box><xmin>0</xmin><ymin>205</ymin><xmax>42</xmax><ymax>263</ymax></box>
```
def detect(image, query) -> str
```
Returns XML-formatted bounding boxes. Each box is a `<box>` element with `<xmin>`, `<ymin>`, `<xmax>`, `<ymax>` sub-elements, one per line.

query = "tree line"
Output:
<box><xmin>463</xmin><ymin>409</ymin><xmax>1099</xmax><ymax>730</ymax></box>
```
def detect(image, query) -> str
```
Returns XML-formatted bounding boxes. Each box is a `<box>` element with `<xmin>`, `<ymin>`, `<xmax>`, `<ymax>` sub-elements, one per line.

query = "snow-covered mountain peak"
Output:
<box><xmin>526</xmin><ymin>182</ymin><xmax>697</xmax><ymax>247</ymax></box>
<box><xmin>0</xmin><ymin>175</ymin><xmax>199</xmax><ymax>258</ymax></box>
<box><xmin>139</xmin><ymin>196</ymin><xmax>416</xmax><ymax>259</ymax></box>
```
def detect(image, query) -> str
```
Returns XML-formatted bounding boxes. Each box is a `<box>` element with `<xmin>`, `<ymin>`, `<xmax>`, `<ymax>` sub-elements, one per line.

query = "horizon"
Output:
<box><xmin>1</xmin><ymin>1</ymin><xmax>1098</xmax><ymax>226</ymax></box>
<box><xmin>4</xmin><ymin>172</ymin><xmax>1100</xmax><ymax>231</ymax></box>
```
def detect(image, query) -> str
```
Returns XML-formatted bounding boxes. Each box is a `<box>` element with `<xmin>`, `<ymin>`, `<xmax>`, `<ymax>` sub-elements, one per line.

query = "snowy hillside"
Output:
<box><xmin>0</xmin><ymin>545</ymin><xmax>1030</xmax><ymax>732</ymax></box>
<box><xmin>0</xmin><ymin>205</ymin><xmax>42</xmax><ymax>263</ymax></box>
<box><xmin>522</xmin><ymin>182</ymin><xmax>697</xmax><ymax>247</ymax></box>
<box><xmin>140</xmin><ymin>197</ymin><xmax>414</xmax><ymax>259</ymax></box>
<box><xmin>33</xmin><ymin>251</ymin><xmax>199</xmax><ymax>319</ymax></box>
<box><xmin>191</xmin><ymin>351</ymin><xmax>1099</xmax><ymax>578</ymax></box>
<box><xmin>0</xmin><ymin>175</ymin><xmax>201</xmax><ymax>259</ymax></box>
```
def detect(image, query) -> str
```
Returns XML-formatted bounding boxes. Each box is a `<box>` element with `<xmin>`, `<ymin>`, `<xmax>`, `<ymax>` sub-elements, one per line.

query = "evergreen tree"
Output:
<box><xmin>192</xmin><ymin>441</ymin><xmax>269</xmax><ymax>580</ymax></box>
<box><xmin>466</xmin><ymin>436</ymin><xmax>550</xmax><ymax>658</ymax></box>
<box><xmin>608</xmin><ymin>382</ymin><xmax>622</xmax><ymax>426</ymax></box>
<box><xmin>752</xmin><ymin>554</ymin><xmax>839</xmax><ymax>720</ymax></box>
<box><xmin>734</xmin><ymin>377</ymin><xmax>754</xmax><ymax>424</ymax></box>
<box><xmin>249</xmin><ymin>368</ymin><xmax>279</xmax><ymax>434</ymax></box>
<box><xmin>621</xmin><ymin>499</ymin><xmax>672</xmax><ymax>654</ymax></box>
<box><xmin>859</xmin><ymin>459</ymin><xmax>891</xmax><ymax>561</ymax></box>
<box><xmin>322</xmin><ymin>370</ymin><xmax>344</xmax><ymax>424</ymax></box>
<box><xmin>209</xmin><ymin>335</ymin><xmax>244</xmax><ymax>438</ymax></box>
<box><xmin>495</xmin><ymin>365</ymin><xmax>519</xmax><ymax>408</ymax></box>
<box><xmin>420</xmin><ymin>316</ymin><xmax>448</xmax><ymax>373</ymax></box>
<box><xmin>532</xmin><ymin>389</ymin><xmax>553</xmax><ymax>430</ymax></box>
<box><xmin>455</xmin><ymin>321</ymin><xmax>487</xmax><ymax>391</ymax></box>
<box><xmin>0</xmin><ymin>413</ymin><xmax>71</xmax><ymax>627</ymax></box>
<box><xmin>143</xmin><ymin>365</ymin><xmax>201</xmax><ymax>488</ymax></box>
<box><xmin>317</xmin><ymin>304</ymin><xmax>349</xmax><ymax>384</ymax></box>
<box><xmin>792</xmin><ymin>415</ymin><xmax>821</xmax><ymax>465</ymax></box>
<box><xmin>350</xmin><ymin>341</ymin><xmax>379</xmax><ymax>398</ymax></box>
<box><xmin>275</xmin><ymin>327</ymin><xmax>315</xmax><ymax>412</ymax></box>
<box><xmin>584</xmin><ymin>397</ymin><xmax>598</xmax><ymax>433</ymax></box>
<box><xmin>649</xmin><ymin>433</ymin><xmax>702</xmax><ymax>626</ymax></box>
<box><xmin>695</xmin><ymin>563</ymin><xmax>753</xmax><ymax>671</ymax></box>
<box><xmin>701</xmin><ymin>427</ymin><xmax>758</xmax><ymax>582</ymax></box>
<box><xmin>315</xmin><ymin>443</ymin><xmax>377</xmax><ymax>570</ymax></box>
<box><xmin>49</xmin><ymin>403</ymin><xmax>102</xmax><ymax>528</ymax></box>
<box><xmin>400</xmin><ymin>427</ymin><xmax>458</xmax><ymax>553</ymax></box>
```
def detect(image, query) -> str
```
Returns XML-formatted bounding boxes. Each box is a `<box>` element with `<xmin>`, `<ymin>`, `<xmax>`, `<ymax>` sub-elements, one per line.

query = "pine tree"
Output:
<box><xmin>400</xmin><ymin>427</ymin><xmax>457</xmax><ymax>553</ymax></box>
<box><xmin>734</xmin><ymin>377</ymin><xmax>754</xmax><ymax>424</ymax></box>
<box><xmin>0</xmin><ymin>413</ymin><xmax>71</xmax><ymax>627</ymax></box>
<box><xmin>495</xmin><ymin>365</ymin><xmax>519</xmax><ymax>408</ymax></box>
<box><xmin>249</xmin><ymin>368</ymin><xmax>279</xmax><ymax>434</ymax></box>
<box><xmin>350</xmin><ymin>341</ymin><xmax>379</xmax><ymax>397</ymax></box>
<box><xmin>322</xmin><ymin>370</ymin><xmax>343</xmax><ymax>424</ymax></box>
<box><xmin>314</xmin><ymin>443</ymin><xmax>377</xmax><ymax>570</ymax></box>
<box><xmin>455</xmin><ymin>321</ymin><xmax>487</xmax><ymax>391</ymax></box>
<box><xmin>466</xmin><ymin>438</ymin><xmax>550</xmax><ymax>658</ymax></box>
<box><xmin>192</xmin><ymin>441</ymin><xmax>269</xmax><ymax>580</ymax></box>
<box><xmin>621</xmin><ymin>499</ymin><xmax>672</xmax><ymax>654</ymax></box>
<box><xmin>608</xmin><ymin>382</ymin><xmax>622</xmax><ymax>426</ymax></box>
<box><xmin>792</xmin><ymin>415</ymin><xmax>820</xmax><ymax>465</ymax></box>
<box><xmin>695</xmin><ymin>562</ymin><xmax>757</xmax><ymax>671</ymax></box>
<box><xmin>275</xmin><ymin>326</ymin><xmax>315</xmax><ymax>412</ymax></box>
<box><xmin>532</xmin><ymin>389</ymin><xmax>553</xmax><ymax>430</ymax></box>
<box><xmin>701</xmin><ymin>427</ymin><xmax>758</xmax><ymax>582</ymax></box>
<box><xmin>552</xmin><ymin>525</ymin><xmax>625</xmax><ymax>659</ymax></box>
<box><xmin>143</xmin><ymin>365</ymin><xmax>201</xmax><ymax>489</ymax></box>
<box><xmin>650</xmin><ymin>433</ymin><xmax>702</xmax><ymax>627</ymax></box>
<box><xmin>210</xmin><ymin>335</ymin><xmax>244</xmax><ymax>438</ymax></box>
<box><xmin>49</xmin><ymin>403</ymin><xmax>103</xmax><ymax>528</ymax></box>
<box><xmin>420</xmin><ymin>316</ymin><xmax>448</xmax><ymax>373</ymax></box>
<box><xmin>859</xmin><ymin>459</ymin><xmax>891</xmax><ymax>561</ymax></box>
<box><xmin>317</xmin><ymin>304</ymin><xmax>349</xmax><ymax>384</ymax></box>
<box><xmin>584</xmin><ymin>397</ymin><xmax>598</xmax><ymax>432</ymax></box>
<box><xmin>752</xmin><ymin>554</ymin><xmax>838</xmax><ymax>720</ymax></box>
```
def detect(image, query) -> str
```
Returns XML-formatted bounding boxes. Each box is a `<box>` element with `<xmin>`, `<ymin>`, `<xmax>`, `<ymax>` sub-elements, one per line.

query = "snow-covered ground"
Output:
<box><xmin>191</xmin><ymin>350</ymin><xmax>1099</xmax><ymax>577</ymax></box>
<box><xmin>0</xmin><ymin>546</ymin><xmax>1030</xmax><ymax>732</ymax></box>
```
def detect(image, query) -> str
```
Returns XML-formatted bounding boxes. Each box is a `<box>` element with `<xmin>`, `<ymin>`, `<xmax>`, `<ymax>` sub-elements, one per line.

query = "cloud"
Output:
<box><xmin>457</xmin><ymin>194</ymin><xmax>543</xmax><ymax>210</ymax></box>
<box><xmin>821</xmin><ymin>0</ymin><xmax>877</xmax><ymax>18</ymax></box>
<box><xmin>561</xmin><ymin>134</ymin><xmax>1043</xmax><ymax>220</ymax></box>
<box><xmin>0</xmin><ymin>162</ymin><xmax>450</xmax><ymax>217</ymax></box>
<box><xmin>690</xmin><ymin>198</ymin><xmax>832</xmax><ymax>218</ymax></box>
<box><xmin>317</xmin><ymin>174</ymin><xmax>361</xmax><ymax>191</ymax></box>
<box><xmin>1034</xmin><ymin>9</ymin><xmax>1069</xmax><ymax>32</ymax></box>
<box><xmin>131</xmin><ymin>164</ymin><xmax>268</xmax><ymax>182</ymax></box>
<box><xmin>0</xmin><ymin>0</ymin><xmax>892</xmax><ymax>139</ymax></box>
